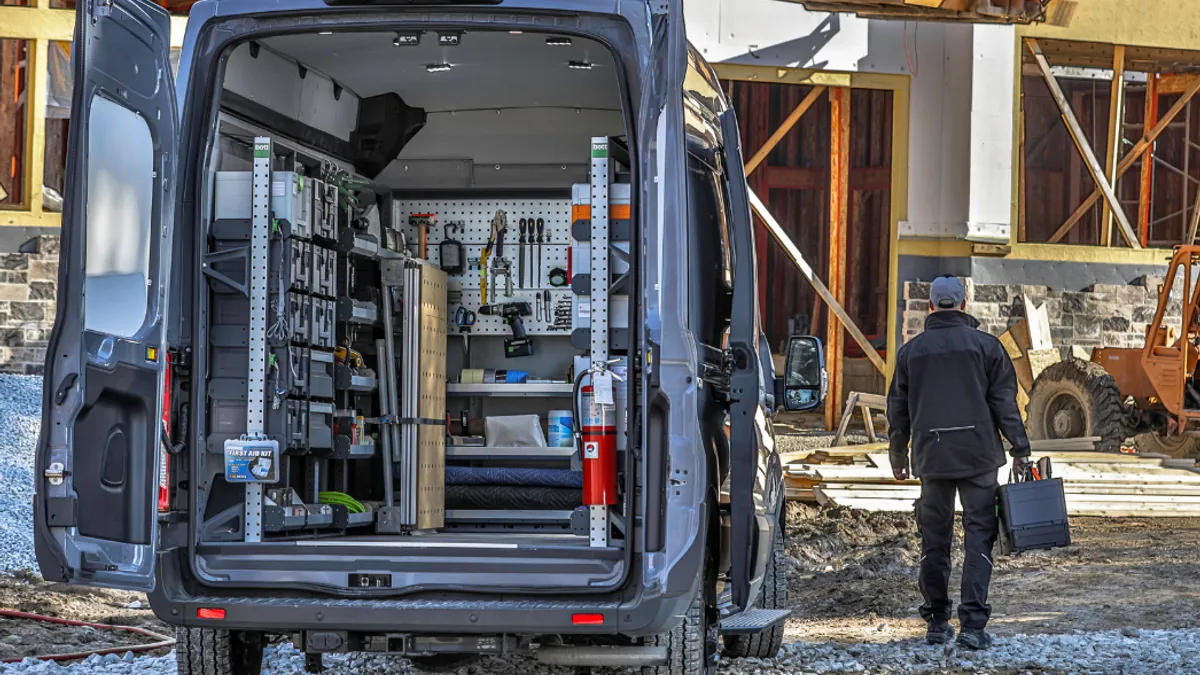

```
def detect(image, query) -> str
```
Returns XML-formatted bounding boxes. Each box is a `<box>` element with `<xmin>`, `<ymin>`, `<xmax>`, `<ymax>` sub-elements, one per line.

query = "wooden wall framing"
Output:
<box><xmin>1021</xmin><ymin>37</ymin><xmax>1200</xmax><ymax>248</ymax></box>
<box><xmin>0</xmin><ymin>2</ymin><xmax>187</xmax><ymax>228</ymax></box>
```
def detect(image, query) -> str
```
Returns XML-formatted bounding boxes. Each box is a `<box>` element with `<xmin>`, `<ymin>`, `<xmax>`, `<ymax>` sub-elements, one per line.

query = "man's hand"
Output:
<box><xmin>893</xmin><ymin>465</ymin><xmax>910</xmax><ymax>481</ymax></box>
<box><xmin>1012</xmin><ymin>454</ymin><xmax>1033</xmax><ymax>479</ymax></box>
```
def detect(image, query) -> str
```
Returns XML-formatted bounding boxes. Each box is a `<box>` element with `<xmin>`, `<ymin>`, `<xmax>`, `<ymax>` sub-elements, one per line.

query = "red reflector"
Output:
<box><xmin>571</xmin><ymin>613</ymin><xmax>605</xmax><ymax>625</ymax></box>
<box><xmin>197</xmin><ymin>608</ymin><xmax>226</xmax><ymax>620</ymax></box>
<box><xmin>159</xmin><ymin>352</ymin><xmax>172</xmax><ymax>513</ymax></box>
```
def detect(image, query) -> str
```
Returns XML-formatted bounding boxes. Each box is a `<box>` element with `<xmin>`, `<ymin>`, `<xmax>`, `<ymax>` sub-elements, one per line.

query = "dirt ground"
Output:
<box><xmin>0</xmin><ymin>569</ymin><xmax>172</xmax><ymax>661</ymax></box>
<box><xmin>2</xmin><ymin>486</ymin><xmax>1200</xmax><ymax>662</ymax></box>
<box><xmin>783</xmin><ymin>503</ymin><xmax>1200</xmax><ymax>644</ymax></box>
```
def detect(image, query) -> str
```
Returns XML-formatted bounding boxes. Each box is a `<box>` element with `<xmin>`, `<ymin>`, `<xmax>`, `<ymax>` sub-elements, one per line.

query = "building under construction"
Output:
<box><xmin>0</xmin><ymin>0</ymin><xmax>1193</xmax><ymax>428</ymax></box>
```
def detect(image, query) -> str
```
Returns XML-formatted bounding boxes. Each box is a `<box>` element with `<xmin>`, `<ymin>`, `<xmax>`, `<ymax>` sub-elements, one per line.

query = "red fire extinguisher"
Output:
<box><xmin>580</xmin><ymin>384</ymin><xmax>617</xmax><ymax>505</ymax></box>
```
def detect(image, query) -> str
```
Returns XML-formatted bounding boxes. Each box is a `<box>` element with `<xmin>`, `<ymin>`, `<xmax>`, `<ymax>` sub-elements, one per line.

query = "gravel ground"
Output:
<box><xmin>0</xmin><ymin>375</ymin><xmax>43</xmax><ymax>574</ymax></box>
<box><xmin>5</xmin><ymin>629</ymin><xmax>1200</xmax><ymax>675</ymax></box>
<box><xmin>4</xmin><ymin>380</ymin><xmax>1200</xmax><ymax>674</ymax></box>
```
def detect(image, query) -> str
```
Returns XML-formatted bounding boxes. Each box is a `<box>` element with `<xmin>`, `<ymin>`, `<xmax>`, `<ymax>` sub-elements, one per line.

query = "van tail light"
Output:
<box><xmin>571</xmin><ymin>613</ymin><xmax>605</xmax><ymax>625</ymax></box>
<box><xmin>197</xmin><ymin>608</ymin><xmax>226</xmax><ymax>620</ymax></box>
<box><xmin>159</xmin><ymin>352</ymin><xmax>172</xmax><ymax>513</ymax></box>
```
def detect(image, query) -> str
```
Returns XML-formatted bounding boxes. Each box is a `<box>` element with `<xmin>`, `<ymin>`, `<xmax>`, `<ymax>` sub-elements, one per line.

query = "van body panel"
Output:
<box><xmin>45</xmin><ymin>0</ymin><xmax>783</xmax><ymax>644</ymax></box>
<box><xmin>33</xmin><ymin>0</ymin><xmax>178</xmax><ymax>593</ymax></box>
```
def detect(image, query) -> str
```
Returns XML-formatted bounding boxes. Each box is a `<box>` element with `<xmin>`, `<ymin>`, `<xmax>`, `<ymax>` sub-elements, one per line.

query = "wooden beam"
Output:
<box><xmin>745</xmin><ymin>86</ymin><xmax>827</xmax><ymax>176</ymax></box>
<box><xmin>1185</xmin><ymin>167</ymin><xmax>1200</xmax><ymax>244</ymax></box>
<box><xmin>826</xmin><ymin>86</ymin><xmax>850</xmax><ymax>431</ymax></box>
<box><xmin>764</xmin><ymin>166</ymin><xmax>892</xmax><ymax>191</ymax></box>
<box><xmin>1026</xmin><ymin>38</ymin><xmax>1141</xmax><ymax>249</ymax></box>
<box><xmin>1049</xmin><ymin>72</ymin><xmax>1200</xmax><ymax>245</ymax></box>
<box><xmin>1101</xmin><ymin>45</ymin><xmax>1126</xmax><ymax>247</ymax></box>
<box><xmin>1158</xmin><ymin>74</ymin><xmax>1200</xmax><ymax>96</ymax></box>
<box><xmin>1140</xmin><ymin>74</ymin><xmax>1159</xmax><ymax>245</ymax></box>
<box><xmin>1019</xmin><ymin>87</ymin><xmax>1028</xmax><ymax>242</ymax></box>
<box><xmin>747</xmin><ymin>187</ymin><xmax>886</xmax><ymax>376</ymax></box>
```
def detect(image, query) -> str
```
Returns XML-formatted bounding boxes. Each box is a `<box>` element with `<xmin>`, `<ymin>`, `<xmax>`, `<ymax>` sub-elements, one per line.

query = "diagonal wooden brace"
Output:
<box><xmin>1046</xmin><ymin>53</ymin><xmax>1200</xmax><ymax>245</ymax></box>
<box><xmin>1026</xmin><ymin>38</ymin><xmax>1140</xmax><ymax>249</ymax></box>
<box><xmin>745</xmin><ymin>86</ymin><xmax>827</xmax><ymax>175</ymax></box>
<box><xmin>747</xmin><ymin>187</ymin><xmax>887</xmax><ymax>376</ymax></box>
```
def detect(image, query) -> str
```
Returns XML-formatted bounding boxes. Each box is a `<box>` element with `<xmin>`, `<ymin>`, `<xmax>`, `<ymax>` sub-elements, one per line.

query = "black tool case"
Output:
<box><xmin>998</xmin><ymin>477</ymin><xmax>1071</xmax><ymax>555</ymax></box>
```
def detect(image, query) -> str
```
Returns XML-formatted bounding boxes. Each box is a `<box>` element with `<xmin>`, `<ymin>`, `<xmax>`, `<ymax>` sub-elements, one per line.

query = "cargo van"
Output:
<box><xmin>33</xmin><ymin>1</ymin><xmax>827</xmax><ymax>673</ymax></box>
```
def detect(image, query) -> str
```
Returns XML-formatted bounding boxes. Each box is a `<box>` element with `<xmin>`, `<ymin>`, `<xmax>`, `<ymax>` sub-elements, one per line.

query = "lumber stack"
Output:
<box><xmin>785</xmin><ymin>438</ymin><xmax>1200</xmax><ymax>517</ymax></box>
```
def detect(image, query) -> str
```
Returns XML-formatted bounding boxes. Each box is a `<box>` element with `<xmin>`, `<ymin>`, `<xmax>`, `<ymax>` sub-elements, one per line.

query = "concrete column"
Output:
<box><xmin>965</xmin><ymin>24</ymin><xmax>1016</xmax><ymax>243</ymax></box>
<box><xmin>901</xmin><ymin>23</ymin><xmax>1015</xmax><ymax>243</ymax></box>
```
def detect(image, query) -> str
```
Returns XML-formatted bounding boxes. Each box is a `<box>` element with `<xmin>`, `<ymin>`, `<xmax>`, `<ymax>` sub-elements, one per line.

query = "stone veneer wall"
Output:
<box><xmin>0</xmin><ymin>236</ymin><xmax>59</xmax><ymax>375</ymax></box>
<box><xmin>901</xmin><ymin>277</ymin><xmax>1180</xmax><ymax>349</ymax></box>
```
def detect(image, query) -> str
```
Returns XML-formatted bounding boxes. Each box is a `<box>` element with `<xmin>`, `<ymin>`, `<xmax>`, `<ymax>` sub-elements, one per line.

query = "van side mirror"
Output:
<box><xmin>774</xmin><ymin>335</ymin><xmax>826</xmax><ymax>412</ymax></box>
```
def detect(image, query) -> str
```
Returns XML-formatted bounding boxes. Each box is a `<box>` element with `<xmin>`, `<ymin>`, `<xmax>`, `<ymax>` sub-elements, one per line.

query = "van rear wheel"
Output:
<box><xmin>176</xmin><ymin>627</ymin><xmax>265</xmax><ymax>675</ymax></box>
<box><xmin>642</xmin><ymin>554</ymin><xmax>718</xmax><ymax>675</ymax></box>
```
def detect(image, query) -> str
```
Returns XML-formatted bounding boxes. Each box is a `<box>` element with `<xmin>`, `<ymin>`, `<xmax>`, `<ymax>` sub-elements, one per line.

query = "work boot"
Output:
<box><xmin>925</xmin><ymin>621</ymin><xmax>955</xmax><ymax>645</ymax></box>
<box><xmin>956</xmin><ymin>629</ymin><xmax>994</xmax><ymax>651</ymax></box>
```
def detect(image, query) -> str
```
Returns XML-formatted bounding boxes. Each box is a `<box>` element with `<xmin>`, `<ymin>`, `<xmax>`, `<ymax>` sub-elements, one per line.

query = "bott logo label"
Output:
<box><xmin>591</xmin><ymin>141</ymin><xmax>608</xmax><ymax>159</ymax></box>
<box><xmin>584</xmin><ymin>441</ymin><xmax>600</xmax><ymax>459</ymax></box>
<box><xmin>254</xmin><ymin>142</ymin><xmax>269</xmax><ymax>158</ymax></box>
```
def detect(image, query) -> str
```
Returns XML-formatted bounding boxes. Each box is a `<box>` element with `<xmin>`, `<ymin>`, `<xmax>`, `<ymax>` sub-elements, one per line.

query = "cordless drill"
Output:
<box><xmin>479</xmin><ymin>302</ymin><xmax>534</xmax><ymax>358</ymax></box>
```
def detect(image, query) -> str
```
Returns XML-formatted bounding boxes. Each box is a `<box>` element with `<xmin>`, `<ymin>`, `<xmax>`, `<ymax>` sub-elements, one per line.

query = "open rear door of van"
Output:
<box><xmin>720</xmin><ymin>109</ymin><xmax>779</xmax><ymax>612</ymax></box>
<box><xmin>34</xmin><ymin>0</ymin><xmax>178</xmax><ymax>592</ymax></box>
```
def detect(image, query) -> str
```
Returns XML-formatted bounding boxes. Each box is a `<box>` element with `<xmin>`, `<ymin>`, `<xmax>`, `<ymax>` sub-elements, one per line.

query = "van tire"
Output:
<box><xmin>642</xmin><ymin>554</ymin><xmax>718</xmax><ymax>675</ymax></box>
<box><xmin>176</xmin><ymin>627</ymin><xmax>264</xmax><ymax>675</ymax></box>
<box><xmin>721</xmin><ymin>524</ymin><xmax>787</xmax><ymax>659</ymax></box>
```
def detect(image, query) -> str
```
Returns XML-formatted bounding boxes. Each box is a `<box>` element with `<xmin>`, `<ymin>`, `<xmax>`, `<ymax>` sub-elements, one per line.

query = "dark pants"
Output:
<box><xmin>917</xmin><ymin>471</ymin><xmax>999</xmax><ymax>631</ymax></box>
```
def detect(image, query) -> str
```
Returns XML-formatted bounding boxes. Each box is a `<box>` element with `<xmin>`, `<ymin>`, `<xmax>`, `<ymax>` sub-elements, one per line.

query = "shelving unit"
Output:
<box><xmin>446</xmin><ymin>383</ymin><xmax>573</xmax><ymax>397</ymax></box>
<box><xmin>446</xmin><ymin>445</ymin><xmax>574</xmax><ymax>460</ymax></box>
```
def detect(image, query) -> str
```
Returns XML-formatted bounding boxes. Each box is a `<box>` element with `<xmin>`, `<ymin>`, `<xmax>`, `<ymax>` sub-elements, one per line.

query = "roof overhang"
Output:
<box><xmin>781</xmin><ymin>0</ymin><xmax>1074</xmax><ymax>26</ymax></box>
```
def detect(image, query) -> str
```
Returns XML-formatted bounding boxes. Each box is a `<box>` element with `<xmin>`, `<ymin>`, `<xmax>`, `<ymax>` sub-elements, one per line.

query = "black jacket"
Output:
<box><xmin>887</xmin><ymin>310</ymin><xmax>1031</xmax><ymax>480</ymax></box>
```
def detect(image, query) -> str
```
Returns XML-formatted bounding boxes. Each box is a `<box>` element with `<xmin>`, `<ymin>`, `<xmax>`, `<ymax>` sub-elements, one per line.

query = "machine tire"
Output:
<box><xmin>642</xmin><ymin>554</ymin><xmax>719</xmax><ymax>675</ymax></box>
<box><xmin>1132</xmin><ymin>432</ymin><xmax>1200</xmax><ymax>459</ymax></box>
<box><xmin>721</xmin><ymin>525</ymin><xmax>787</xmax><ymax>659</ymax></box>
<box><xmin>1027</xmin><ymin>359</ymin><xmax>1127</xmax><ymax>453</ymax></box>
<box><xmin>176</xmin><ymin>627</ymin><xmax>264</xmax><ymax>675</ymax></box>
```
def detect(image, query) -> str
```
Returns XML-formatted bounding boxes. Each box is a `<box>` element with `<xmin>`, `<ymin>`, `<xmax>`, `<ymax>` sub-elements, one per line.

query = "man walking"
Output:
<box><xmin>886</xmin><ymin>275</ymin><xmax>1031</xmax><ymax>650</ymax></box>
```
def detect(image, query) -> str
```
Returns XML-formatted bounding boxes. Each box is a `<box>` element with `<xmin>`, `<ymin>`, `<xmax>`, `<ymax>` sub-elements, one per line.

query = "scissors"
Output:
<box><xmin>455</xmin><ymin>306</ymin><xmax>476</xmax><ymax>354</ymax></box>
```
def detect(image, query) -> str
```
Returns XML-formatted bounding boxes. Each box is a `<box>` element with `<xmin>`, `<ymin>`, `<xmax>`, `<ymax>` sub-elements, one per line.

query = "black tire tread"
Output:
<box><xmin>176</xmin><ymin>627</ymin><xmax>263</xmax><ymax>675</ymax></box>
<box><xmin>722</xmin><ymin>526</ymin><xmax>787</xmax><ymax>659</ymax></box>
<box><xmin>1027</xmin><ymin>359</ymin><xmax>1127</xmax><ymax>453</ymax></box>
<box><xmin>642</xmin><ymin>557</ymin><xmax>716</xmax><ymax>675</ymax></box>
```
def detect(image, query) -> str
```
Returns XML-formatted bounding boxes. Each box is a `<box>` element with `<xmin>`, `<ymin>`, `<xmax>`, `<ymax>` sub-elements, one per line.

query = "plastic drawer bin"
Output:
<box><xmin>998</xmin><ymin>477</ymin><xmax>1071</xmax><ymax>555</ymax></box>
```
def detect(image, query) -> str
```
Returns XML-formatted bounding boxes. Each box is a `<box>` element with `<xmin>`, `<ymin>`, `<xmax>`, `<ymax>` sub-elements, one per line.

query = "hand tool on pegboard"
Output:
<box><xmin>518</xmin><ymin>218</ymin><xmax>528</xmax><ymax>289</ymax></box>
<box><xmin>535</xmin><ymin>218</ymin><xmax>545</xmax><ymax>287</ymax></box>
<box><xmin>440</xmin><ymin>222</ymin><xmax>465</xmax><ymax>274</ymax></box>
<box><xmin>481</xmin><ymin>210</ymin><xmax>508</xmax><ymax>304</ymax></box>
<box><xmin>410</xmin><ymin>213</ymin><xmax>437</xmax><ymax>259</ymax></box>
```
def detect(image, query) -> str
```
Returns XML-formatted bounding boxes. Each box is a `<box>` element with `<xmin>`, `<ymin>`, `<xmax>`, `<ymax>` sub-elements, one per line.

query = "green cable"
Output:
<box><xmin>318</xmin><ymin>492</ymin><xmax>365</xmax><ymax>513</ymax></box>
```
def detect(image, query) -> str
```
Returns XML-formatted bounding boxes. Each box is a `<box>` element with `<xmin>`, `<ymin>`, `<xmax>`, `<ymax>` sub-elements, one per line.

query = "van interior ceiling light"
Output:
<box><xmin>546</xmin><ymin>37</ymin><xmax>572</xmax><ymax>46</ymax></box>
<box><xmin>426</xmin><ymin>63</ymin><xmax>453</xmax><ymax>73</ymax></box>
<box><xmin>568</xmin><ymin>61</ymin><xmax>594</xmax><ymax>70</ymax></box>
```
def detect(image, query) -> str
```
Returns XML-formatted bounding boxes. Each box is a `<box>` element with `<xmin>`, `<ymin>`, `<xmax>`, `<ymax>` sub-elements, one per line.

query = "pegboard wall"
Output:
<box><xmin>393</xmin><ymin>199</ymin><xmax>576</xmax><ymax>336</ymax></box>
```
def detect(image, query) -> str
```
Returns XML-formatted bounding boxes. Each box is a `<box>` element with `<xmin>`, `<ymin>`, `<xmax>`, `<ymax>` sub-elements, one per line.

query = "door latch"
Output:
<box><xmin>91</xmin><ymin>0</ymin><xmax>113</xmax><ymax>18</ymax></box>
<box><xmin>45</xmin><ymin>462</ymin><xmax>66</xmax><ymax>486</ymax></box>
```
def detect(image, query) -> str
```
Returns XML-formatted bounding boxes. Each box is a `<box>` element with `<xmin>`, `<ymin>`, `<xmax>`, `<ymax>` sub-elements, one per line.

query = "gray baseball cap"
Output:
<box><xmin>930</xmin><ymin>276</ymin><xmax>965</xmax><ymax>310</ymax></box>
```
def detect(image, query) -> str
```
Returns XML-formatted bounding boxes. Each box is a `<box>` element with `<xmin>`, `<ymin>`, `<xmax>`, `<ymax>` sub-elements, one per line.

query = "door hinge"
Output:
<box><xmin>44</xmin><ymin>462</ymin><xmax>67</xmax><ymax>486</ymax></box>
<box><xmin>650</xmin><ymin>0</ymin><xmax>670</xmax><ymax>15</ymax></box>
<box><xmin>91</xmin><ymin>0</ymin><xmax>113</xmax><ymax>18</ymax></box>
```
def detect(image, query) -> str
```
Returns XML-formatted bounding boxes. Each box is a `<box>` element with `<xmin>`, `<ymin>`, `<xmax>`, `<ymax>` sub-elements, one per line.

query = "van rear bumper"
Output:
<box><xmin>149</xmin><ymin>553</ymin><xmax>691</xmax><ymax>637</ymax></box>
